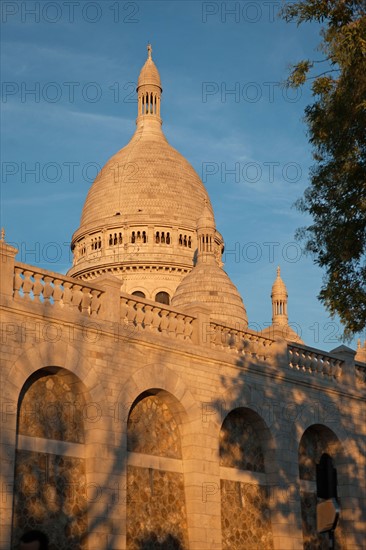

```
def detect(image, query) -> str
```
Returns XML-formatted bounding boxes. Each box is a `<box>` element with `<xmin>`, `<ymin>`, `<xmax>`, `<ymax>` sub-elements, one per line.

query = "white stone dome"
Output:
<box><xmin>78</xmin><ymin>133</ymin><xmax>213</xmax><ymax>231</ymax></box>
<box><xmin>67</xmin><ymin>45</ymin><xmax>214</xmax><ymax>302</ymax></box>
<box><xmin>172</xmin><ymin>263</ymin><xmax>248</xmax><ymax>329</ymax></box>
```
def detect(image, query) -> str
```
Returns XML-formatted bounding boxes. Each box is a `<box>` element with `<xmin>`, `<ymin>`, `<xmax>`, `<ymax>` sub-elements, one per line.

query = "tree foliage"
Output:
<box><xmin>281</xmin><ymin>0</ymin><xmax>366</xmax><ymax>338</ymax></box>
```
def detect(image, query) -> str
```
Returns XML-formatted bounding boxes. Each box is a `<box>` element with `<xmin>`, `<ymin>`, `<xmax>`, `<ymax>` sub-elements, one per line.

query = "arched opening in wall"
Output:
<box><xmin>11</xmin><ymin>367</ymin><xmax>88</xmax><ymax>550</ymax></box>
<box><xmin>155</xmin><ymin>291</ymin><xmax>170</xmax><ymax>305</ymax></box>
<box><xmin>132</xmin><ymin>291</ymin><xmax>146</xmax><ymax>299</ymax></box>
<box><xmin>219</xmin><ymin>407</ymin><xmax>274</xmax><ymax>550</ymax></box>
<box><xmin>126</xmin><ymin>389</ymin><xmax>189</xmax><ymax>549</ymax></box>
<box><xmin>298</xmin><ymin>424</ymin><xmax>347</xmax><ymax>550</ymax></box>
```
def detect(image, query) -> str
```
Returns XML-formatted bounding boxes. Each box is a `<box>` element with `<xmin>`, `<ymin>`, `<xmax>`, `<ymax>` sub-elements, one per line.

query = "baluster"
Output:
<box><xmin>14</xmin><ymin>267</ymin><xmax>24</xmax><ymax>298</ymax></box>
<box><xmin>334</xmin><ymin>360</ymin><xmax>343</xmax><ymax>381</ymax></box>
<box><xmin>316</xmin><ymin>355</ymin><xmax>323</xmax><ymax>375</ymax></box>
<box><xmin>81</xmin><ymin>287</ymin><xmax>92</xmax><ymax>314</ymax></box>
<box><xmin>90</xmin><ymin>290</ymin><xmax>101</xmax><ymax>316</ymax></box>
<box><xmin>176</xmin><ymin>314</ymin><xmax>185</xmax><ymax>340</ymax></box>
<box><xmin>22</xmin><ymin>270</ymin><xmax>34</xmax><ymax>299</ymax></box>
<box><xmin>288</xmin><ymin>347</ymin><xmax>295</xmax><ymax>368</ymax></box>
<box><xmin>144</xmin><ymin>305</ymin><xmax>154</xmax><ymax>330</ymax></box>
<box><xmin>151</xmin><ymin>307</ymin><xmax>161</xmax><ymax>333</ymax></box>
<box><xmin>120</xmin><ymin>297</ymin><xmax>129</xmax><ymax>323</ymax></box>
<box><xmin>32</xmin><ymin>273</ymin><xmax>44</xmax><ymax>303</ymax></box>
<box><xmin>184</xmin><ymin>317</ymin><xmax>193</xmax><ymax>341</ymax></box>
<box><xmin>160</xmin><ymin>310</ymin><xmax>169</xmax><ymax>335</ymax></box>
<box><xmin>62</xmin><ymin>281</ymin><xmax>73</xmax><ymax>308</ymax></box>
<box><xmin>43</xmin><ymin>276</ymin><xmax>54</xmax><ymax>303</ymax></box>
<box><xmin>135</xmin><ymin>302</ymin><xmax>145</xmax><ymax>328</ymax></box>
<box><xmin>71</xmin><ymin>284</ymin><xmax>83</xmax><ymax>311</ymax></box>
<box><xmin>323</xmin><ymin>357</ymin><xmax>331</xmax><ymax>377</ymax></box>
<box><xmin>168</xmin><ymin>312</ymin><xmax>178</xmax><ymax>338</ymax></box>
<box><xmin>256</xmin><ymin>339</ymin><xmax>266</xmax><ymax>361</ymax></box>
<box><xmin>53</xmin><ymin>279</ymin><xmax>63</xmax><ymax>306</ymax></box>
<box><xmin>309</xmin><ymin>353</ymin><xmax>317</xmax><ymax>373</ymax></box>
<box><xmin>126</xmin><ymin>299</ymin><xmax>137</xmax><ymax>326</ymax></box>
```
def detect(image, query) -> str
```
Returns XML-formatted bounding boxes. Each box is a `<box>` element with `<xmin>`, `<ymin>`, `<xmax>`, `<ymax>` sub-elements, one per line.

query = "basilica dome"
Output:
<box><xmin>67</xmin><ymin>45</ymin><xmax>213</xmax><ymax>302</ymax></box>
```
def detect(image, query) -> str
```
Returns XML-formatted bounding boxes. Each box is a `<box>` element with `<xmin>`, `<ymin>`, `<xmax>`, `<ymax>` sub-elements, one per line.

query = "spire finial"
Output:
<box><xmin>277</xmin><ymin>265</ymin><xmax>281</xmax><ymax>277</ymax></box>
<box><xmin>147</xmin><ymin>43</ymin><xmax>152</xmax><ymax>59</ymax></box>
<box><xmin>1</xmin><ymin>227</ymin><xmax>5</xmax><ymax>241</ymax></box>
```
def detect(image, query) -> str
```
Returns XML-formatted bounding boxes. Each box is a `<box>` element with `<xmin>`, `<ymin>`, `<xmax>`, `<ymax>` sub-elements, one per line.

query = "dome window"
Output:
<box><xmin>142</xmin><ymin>231</ymin><xmax>147</xmax><ymax>243</ymax></box>
<box><xmin>109</xmin><ymin>234</ymin><xmax>113</xmax><ymax>246</ymax></box>
<box><xmin>131</xmin><ymin>231</ymin><xmax>136</xmax><ymax>244</ymax></box>
<box><xmin>119</xmin><ymin>232</ymin><xmax>123</xmax><ymax>244</ymax></box>
<box><xmin>188</xmin><ymin>236</ymin><xmax>192</xmax><ymax>248</ymax></box>
<box><xmin>155</xmin><ymin>291</ymin><xmax>170</xmax><ymax>305</ymax></box>
<box><xmin>155</xmin><ymin>232</ymin><xmax>160</xmax><ymax>244</ymax></box>
<box><xmin>166</xmin><ymin>232</ymin><xmax>171</xmax><ymax>245</ymax></box>
<box><xmin>132</xmin><ymin>291</ymin><xmax>146</xmax><ymax>299</ymax></box>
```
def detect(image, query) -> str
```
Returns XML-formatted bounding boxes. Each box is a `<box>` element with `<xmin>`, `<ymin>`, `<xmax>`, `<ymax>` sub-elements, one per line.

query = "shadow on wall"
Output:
<box><xmin>137</xmin><ymin>534</ymin><xmax>183</xmax><ymax>549</ymax></box>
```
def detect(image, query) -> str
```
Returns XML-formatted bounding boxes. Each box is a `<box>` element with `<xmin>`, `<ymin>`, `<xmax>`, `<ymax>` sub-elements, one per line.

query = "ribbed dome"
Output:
<box><xmin>79</xmin><ymin>132</ymin><xmax>213</xmax><ymax>230</ymax></box>
<box><xmin>172</xmin><ymin>264</ymin><xmax>248</xmax><ymax>328</ymax></box>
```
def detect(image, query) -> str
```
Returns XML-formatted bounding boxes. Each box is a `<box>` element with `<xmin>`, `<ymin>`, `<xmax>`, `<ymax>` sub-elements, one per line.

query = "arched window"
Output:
<box><xmin>132</xmin><ymin>291</ymin><xmax>145</xmax><ymax>299</ymax></box>
<box><xmin>131</xmin><ymin>231</ymin><xmax>136</xmax><ymax>244</ymax></box>
<box><xmin>142</xmin><ymin>231</ymin><xmax>147</xmax><ymax>243</ymax></box>
<box><xmin>220</xmin><ymin>408</ymin><xmax>274</xmax><ymax>550</ymax></box>
<box><xmin>109</xmin><ymin>234</ymin><xmax>113</xmax><ymax>246</ymax></box>
<box><xmin>298</xmin><ymin>425</ymin><xmax>346</xmax><ymax>549</ymax></box>
<box><xmin>12</xmin><ymin>368</ymin><xmax>88</xmax><ymax>548</ymax></box>
<box><xmin>155</xmin><ymin>291</ymin><xmax>170</xmax><ymax>305</ymax></box>
<box><xmin>166</xmin><ymin>232</ymin><xmax>171</xmax><ymax>245</ymax></box>
<box><xmin>119</xmin><ymin>232</ymin><xmax>123</xmax><ymax>244</ymax></box>
<box><xmin>126</xmin><ymin>391</ymin><xmax>188</xmax><ymax>548</ymax></box>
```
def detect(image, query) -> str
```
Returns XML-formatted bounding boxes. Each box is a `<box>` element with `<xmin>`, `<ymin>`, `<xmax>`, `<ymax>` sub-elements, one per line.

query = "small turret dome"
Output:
<box><xmin>272</xmin><ymin>266</ymin><xmax>288</xmax><ymax>299</ymax></box>
<box><xmin>172</xmin><ymin>207</ymin><xmax>248</xmax><ymax>328</ymax></box>
<box><xmin>172</xmin><ymin>264</ymin><xmax>248</xmax><ymax>328</ymax></box>
<box><xmin>137</xmin><ymin>44</ymin><xmax>162</xmax><ymax>89</ymax></box>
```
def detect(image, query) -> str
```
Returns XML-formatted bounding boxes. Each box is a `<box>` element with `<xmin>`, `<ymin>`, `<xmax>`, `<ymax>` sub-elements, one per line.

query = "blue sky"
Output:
<box><xmin>1</xmin><ymin>0</ymin><xmax>363</xmax><ymax>351</ymax></box>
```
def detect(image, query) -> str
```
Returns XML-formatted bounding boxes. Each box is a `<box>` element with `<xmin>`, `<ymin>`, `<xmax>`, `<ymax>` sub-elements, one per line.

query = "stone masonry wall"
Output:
<box><xmin>12</xmin><ymin>450</ymin><xmax>87</xmax><ymax>550</ymax></box>
<box><xmin>126</xmin><ymin>466</ymin><xmax>188</xmax><ymax>550</ymax></box>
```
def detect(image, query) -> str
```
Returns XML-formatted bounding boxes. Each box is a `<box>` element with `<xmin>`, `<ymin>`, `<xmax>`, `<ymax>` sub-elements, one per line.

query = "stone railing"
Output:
<box><xmin>355</xmin><ymin>362</ymin><xmax>366</xmax><ymax>388</ymax></box>
<box><xmin>120</xmin><ymin>295</ymin><xmax>195</xmax><ymax>342</ymax></box>
<box><xmin>288</xmin><ymin>344</ymin><xmax>343</xmax><ymax>381</ymax></box>
<box><xmin>208</xmin><ymin>322</ymin><xmax>275</xmax><ymax>361</ymax></box>
<box><xmin>13</xmin><ymin>262</ymin><xmax>103</xmax><ymax>316</ymax></box>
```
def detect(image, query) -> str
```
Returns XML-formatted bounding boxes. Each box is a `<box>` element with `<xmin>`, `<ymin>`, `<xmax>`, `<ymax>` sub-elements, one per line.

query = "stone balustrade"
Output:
<box><xmin>288</xmin><ymin>344</ymin><xmax>343</xmax><ymax>381</ymax></box>
<box><xmin>8</xmin><ymin>260</ymin><xmax>364</xmax><ymax>390</ymax></box>
<box><xmin>120</xmin><ymin>294</ymin><xmax>195</xmax><ymax>342</ymax></box>
<box><xmin>13</xmin><ymin>262</ymin><xmax>103</xmax><ymax>316</ymax></box>
<box><xmin>209</xmin><ymin>322</ymin><xmax>275</xmax><ymax>361</ymax></box>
